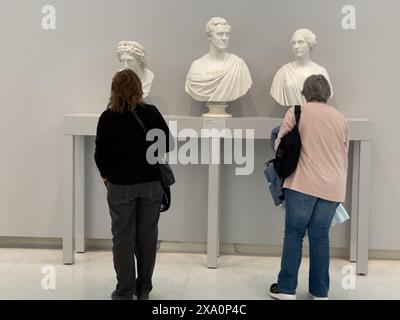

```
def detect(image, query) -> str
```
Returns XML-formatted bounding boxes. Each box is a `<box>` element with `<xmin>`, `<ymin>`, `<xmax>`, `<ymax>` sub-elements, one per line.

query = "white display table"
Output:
<box><xmin>62</xmin><ymin>114</ymin><xmax>372</xmax><ymax>275</ymax></box>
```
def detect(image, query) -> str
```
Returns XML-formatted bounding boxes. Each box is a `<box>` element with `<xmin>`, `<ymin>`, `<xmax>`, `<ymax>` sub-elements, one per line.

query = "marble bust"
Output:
<box><xmin>270</xmin><ymin>28</ymin><xmax>333</xmax><ymax>106</ymax></box>
<box><xmin>185</xmin><ymin>17</ymin><xmax>253</xmax><ymax>117</ymax></box>
<box><xmin>117</xmin><ymin>41</ymin><xmax>154</xmax><ymax>98</ymax></box>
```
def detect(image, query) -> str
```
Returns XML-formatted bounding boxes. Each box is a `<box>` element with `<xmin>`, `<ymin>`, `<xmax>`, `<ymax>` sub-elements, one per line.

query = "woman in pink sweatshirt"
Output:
<box><xmin>269</xmin><ymin>75</ymin><xmax>349</xmax><ymax>300</ymax></box>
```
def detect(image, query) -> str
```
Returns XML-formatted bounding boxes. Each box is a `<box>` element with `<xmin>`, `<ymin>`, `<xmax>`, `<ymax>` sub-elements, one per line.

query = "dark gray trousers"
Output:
<box><xmin>106</xmin><ymin>181</ymin><xmax>163</xmax><ymax>296</ymax></box>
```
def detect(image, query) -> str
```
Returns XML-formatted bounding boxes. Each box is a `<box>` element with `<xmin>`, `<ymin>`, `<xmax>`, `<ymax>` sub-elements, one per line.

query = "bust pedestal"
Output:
<box><xmin>203</xmin><ymin>102</ymin><xmax>232</xmax><ymax>118</ymax></box>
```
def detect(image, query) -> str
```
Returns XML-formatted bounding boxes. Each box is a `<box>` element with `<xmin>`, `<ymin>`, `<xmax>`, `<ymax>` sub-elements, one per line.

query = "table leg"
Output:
<box><xmin>74</xmin><ymin>136</ymin><xmax>85</xmax><ymax>253</ymax></box>
<box><xmin>350</xmin><ymin>142</ymin><xmax>360</xmax><ymax>262</ymax></box>
<box><xmin>63</xmin><ymin>135</ymin><xmax>74</xmax><ymax>264</ymax></box>
<box><xmin>356</xmin><ymin>141</ymin><xmax>371</xmax><ymax>275</ymax></box>
<box><xmin>207</xmin><ymin>138</ymin><xmax>221</xmax><ymax>268</ymax></box>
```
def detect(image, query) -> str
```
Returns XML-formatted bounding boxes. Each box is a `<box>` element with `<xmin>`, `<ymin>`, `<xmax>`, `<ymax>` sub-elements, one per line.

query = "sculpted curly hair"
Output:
<box><xmin>205</xmin><ymin>17</ymin><xmax>231</xmax><ymax>37</ymax></box>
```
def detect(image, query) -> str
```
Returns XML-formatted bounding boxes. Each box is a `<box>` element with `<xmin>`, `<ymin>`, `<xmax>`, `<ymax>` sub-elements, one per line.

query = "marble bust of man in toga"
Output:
<box><xmin>185</xmin><ymin>17</ymin><xmax>252</xmax><ymax>117</ymax></box>
<box><xmin>117</xmin><ymin>41</ymin><xmax>154</xmax><ymax>98</ymax></box>
<box><xmin>270</xmin><ymin>28</ymin><xmax>333</xmax><ymax>107</ymax></box>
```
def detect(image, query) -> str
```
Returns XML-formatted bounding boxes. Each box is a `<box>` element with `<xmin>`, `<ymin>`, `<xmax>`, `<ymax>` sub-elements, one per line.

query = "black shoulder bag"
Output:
<box><xmin>267</xmin><ymin>105</ymin><xmax>302</xmax><ymax>180</ymax></box>
<box><xmin>132</xmin><ymin>111</ymin><xmax>175</xmax><ymax>212</ymax></box>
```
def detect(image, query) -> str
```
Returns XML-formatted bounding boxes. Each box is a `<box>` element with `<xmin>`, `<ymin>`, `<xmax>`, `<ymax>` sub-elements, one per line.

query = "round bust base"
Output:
<box><xmin>202</xmin><ymin>103</ymin><xmax>232</xmax><ymax>118</ymax></box>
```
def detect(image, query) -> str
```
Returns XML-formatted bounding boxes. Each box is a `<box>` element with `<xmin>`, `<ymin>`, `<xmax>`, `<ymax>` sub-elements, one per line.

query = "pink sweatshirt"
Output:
<box><xmin>275</xmin><ymin>102</ymin><xmax>349</xmax><ymax>202</ymax></box>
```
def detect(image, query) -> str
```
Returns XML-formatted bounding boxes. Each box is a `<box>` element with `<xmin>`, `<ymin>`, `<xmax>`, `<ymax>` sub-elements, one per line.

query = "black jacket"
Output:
<box><xmin>94</xmin><ymin>103</ymin><xmax>173</xmax><ymax>185</ymax></box>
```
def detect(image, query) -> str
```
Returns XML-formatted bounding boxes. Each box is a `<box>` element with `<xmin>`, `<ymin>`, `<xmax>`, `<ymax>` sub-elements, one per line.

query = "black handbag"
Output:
<box><xmin>132</xmin><ymin>110</ymin><xmax>175</xmax><ymax>212</ymax></box>
<box><xmin>266</xmin><ymin>105</ymin><xmax>302</xmax><ymax>180</ymax></box>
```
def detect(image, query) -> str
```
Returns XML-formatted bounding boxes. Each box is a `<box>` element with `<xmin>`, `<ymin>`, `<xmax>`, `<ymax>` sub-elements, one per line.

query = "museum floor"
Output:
<box><xmin>0</xmin><ymin>248</ymin><xmax>399</xmax><ymax>300</ymax></box>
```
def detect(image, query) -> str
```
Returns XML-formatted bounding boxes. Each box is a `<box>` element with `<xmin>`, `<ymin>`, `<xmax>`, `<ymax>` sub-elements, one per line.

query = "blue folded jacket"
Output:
<box><xmin>264</xmin><ymin>125</ymin><xmax>285</xmax><ymax>207</ymax></box>
<box><xmin>264</xmin><ymin>163</ymin><xmax>284</xmax><ymax>207</ymax></box>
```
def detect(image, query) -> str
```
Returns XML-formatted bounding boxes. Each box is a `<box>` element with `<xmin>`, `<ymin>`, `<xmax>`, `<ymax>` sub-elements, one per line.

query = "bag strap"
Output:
<box><xmin>132</xmin><ymin>110</ymin><xmax>148</xmax><ymax>135</ymax></box>
<box><xmin>294</xmin><ymin>105</ymin><xmax>301</xmax><ymax>125</ymax></box>
<box><xmin>132</xmin><ymin>109</ymin><xmax>165</xmax><ymax>165</ymax></box>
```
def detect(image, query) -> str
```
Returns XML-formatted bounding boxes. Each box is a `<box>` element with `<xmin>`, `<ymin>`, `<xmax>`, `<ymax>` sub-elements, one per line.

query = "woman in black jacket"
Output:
<box><xmin>95</xmin><ymin>69</ymin><xmax>172</xmax><ymax>300</ymax></box>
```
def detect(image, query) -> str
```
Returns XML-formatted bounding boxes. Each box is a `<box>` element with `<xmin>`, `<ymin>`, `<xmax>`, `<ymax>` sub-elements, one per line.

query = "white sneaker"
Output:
<box><xmin>269</xmin><ymin>283</ymin><xmax>297</xmax><ymax>300</ymax></box>
<box><xmin>308</xmin><ymin>293</ymin><xmax>329</xmax><ymax>300</ymax></box>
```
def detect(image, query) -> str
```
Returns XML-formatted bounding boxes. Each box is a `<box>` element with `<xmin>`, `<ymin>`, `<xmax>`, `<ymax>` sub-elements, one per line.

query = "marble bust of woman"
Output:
<box><xmin>117</xmin><ymin>41</ymin><xmax>154</xmax><ymax>98</ymax></box>
<box><xmin>270</xmin><ymin>28</ymin><xmax>333</xmax><ymax>106</ymax></box>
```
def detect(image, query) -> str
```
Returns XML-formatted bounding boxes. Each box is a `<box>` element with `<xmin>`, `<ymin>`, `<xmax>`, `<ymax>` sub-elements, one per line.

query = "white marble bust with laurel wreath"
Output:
<box><xmin>117</xmin><ymin>41</ymin><xmax>154</xmax><ymax>98</ymax></box>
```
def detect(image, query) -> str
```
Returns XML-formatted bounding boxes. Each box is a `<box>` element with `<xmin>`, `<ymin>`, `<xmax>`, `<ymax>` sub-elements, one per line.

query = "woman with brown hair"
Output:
<box><xmin>95</xmin><ymin>69</ymin><xmax>172</xmax><ymax>300</ymax></box>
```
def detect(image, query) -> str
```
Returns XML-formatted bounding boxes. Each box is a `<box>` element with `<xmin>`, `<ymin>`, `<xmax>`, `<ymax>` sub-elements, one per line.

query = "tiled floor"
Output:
<box><xmin>0</xmin><ymin>248</ymin><xmax>399</xmax><ymax>300</ymax></box>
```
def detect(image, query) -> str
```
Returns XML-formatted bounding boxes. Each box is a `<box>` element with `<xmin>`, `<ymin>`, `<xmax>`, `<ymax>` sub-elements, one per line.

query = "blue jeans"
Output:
<box><xmin>277</xmin><ymin>189</ymin><xmax>339</xmax><ymax>298</ymax></box>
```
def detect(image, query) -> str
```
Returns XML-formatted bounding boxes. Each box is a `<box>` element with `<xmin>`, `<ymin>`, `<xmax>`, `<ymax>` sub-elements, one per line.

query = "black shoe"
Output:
<box><xmin>269</xmin><ymin>283</ymin><xmax>296</xmax><ymax>300</ymax></box>
<box><xmin>134</xmin><ymin>286</ymin><xmax>151</xmax><ymax>300</ymax></box>
<box><xmin>137</xmin><ymin>292</ymin><xmax>150</xmax><ymax>300</ymax></box>
<box><xmin>111</xmin><ymin>290</ymin><xmax>133</xmax><ymax>300</ymax></box>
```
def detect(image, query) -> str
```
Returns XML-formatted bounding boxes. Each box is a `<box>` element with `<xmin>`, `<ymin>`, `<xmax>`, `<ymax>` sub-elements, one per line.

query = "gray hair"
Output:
<box><xmin>302</xmin><ymin>75</ymin><xmax>331</xmax><ymax>103</ymax></box>
<box><xmin>117</xmin><ymin>41</ymin><xmax>147</xmax><ymax>69</ymax></box>
<box><xmin>205</xmin><ymin>17</ymin><xmax>231</xmax><ymax>37</ymax></box>
<box><xmin>291</xmin><ymin>28</ymin><xmax>317</xmax><ymax>52</ymax></box>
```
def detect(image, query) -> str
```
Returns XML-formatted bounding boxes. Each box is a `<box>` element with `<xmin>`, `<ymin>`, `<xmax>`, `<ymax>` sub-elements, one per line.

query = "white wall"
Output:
<box><xmin>0</xmin><ymin>0</ymin><xmax>399</xmax><ymax>250</ymax></box>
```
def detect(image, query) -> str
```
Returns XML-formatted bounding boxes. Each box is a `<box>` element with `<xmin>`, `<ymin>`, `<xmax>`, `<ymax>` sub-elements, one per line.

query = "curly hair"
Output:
<box><xmin>117</xmin><ymin>41</ymin><xmax>147</xmax><ymax>69</ymax></box>
<box><xmin>205</xmin><ymin>17</ymin><xmax>231</xmax><ymax>37</ymax></box>
<box><xmin>107</xmin><ymin>69</ymin><xmax>143</xmax><ymax>113</ymax></box>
